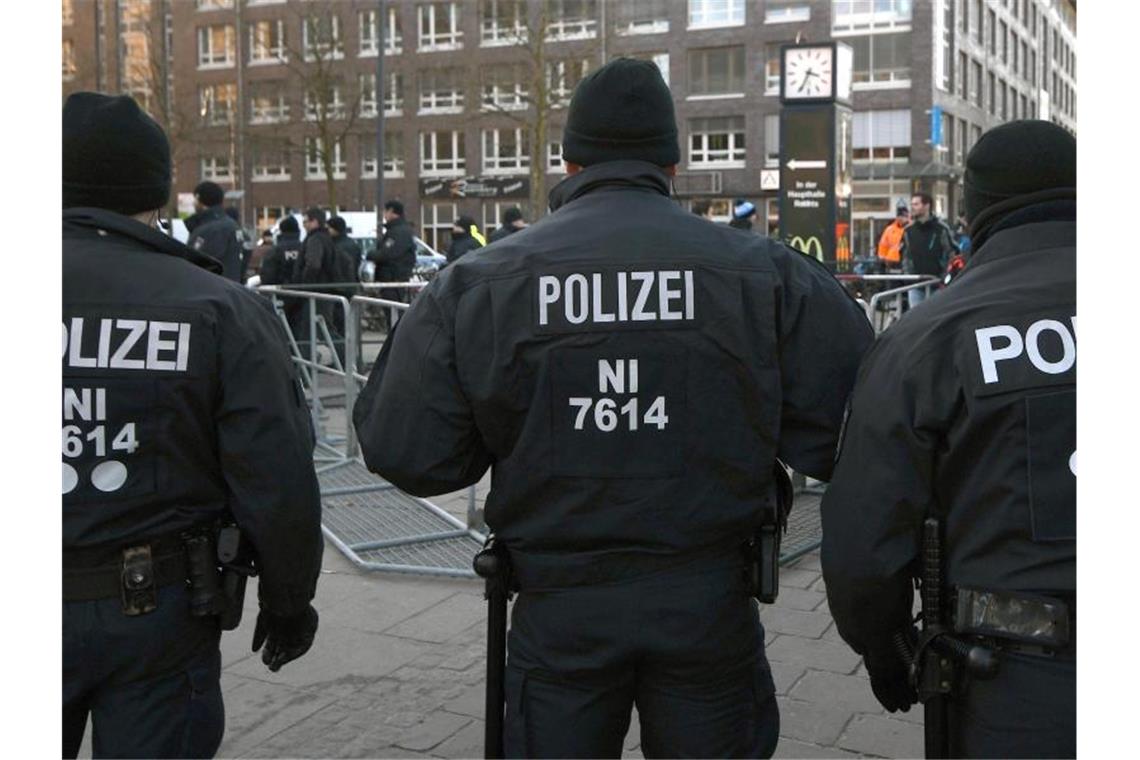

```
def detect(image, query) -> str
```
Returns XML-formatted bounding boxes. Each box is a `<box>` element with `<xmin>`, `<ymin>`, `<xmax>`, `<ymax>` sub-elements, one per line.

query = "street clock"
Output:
<box><xmin>781</xmin><ymin>42</ymin><xmax>853</xmax><ymax>105</ymax></box>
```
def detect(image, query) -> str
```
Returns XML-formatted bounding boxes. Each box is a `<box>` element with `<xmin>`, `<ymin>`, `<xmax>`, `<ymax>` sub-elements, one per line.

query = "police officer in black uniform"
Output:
<box><xmin>62</xmin><ymin>93</ymin><xmax>324</xmax><ymax>758</ymax></box>
<box><xmin>353</xmin><ymin>59</ymin><xmax>873</xmax><ymax>758</ymax></box>
<box><xmin>186</xmin><ymin>181</ymin><xmax>245</xmax><ymax>283</ymax></box>
<box><xmin>820</xmin><ymin>120</ymin><xmax>1076</xmax><ymax>758</ymax></box>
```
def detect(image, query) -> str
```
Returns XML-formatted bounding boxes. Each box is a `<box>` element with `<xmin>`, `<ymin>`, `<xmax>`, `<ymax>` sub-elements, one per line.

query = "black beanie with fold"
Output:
<box><xmin>562</xmin><ymin>58</ymin><xmax>680</xmax><ymax>168</ymax></box>
<box><xmin>63</xmin><ymin>92</ymin><xmax>172</xmax><ymax>216</ymax></box>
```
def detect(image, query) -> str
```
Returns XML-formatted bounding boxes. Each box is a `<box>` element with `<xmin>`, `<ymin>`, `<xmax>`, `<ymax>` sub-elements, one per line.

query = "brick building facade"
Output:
<box><xmin>62</xmin><ymin>0</ymin><xmax>1076</xmax><ymax>256</ymax></box>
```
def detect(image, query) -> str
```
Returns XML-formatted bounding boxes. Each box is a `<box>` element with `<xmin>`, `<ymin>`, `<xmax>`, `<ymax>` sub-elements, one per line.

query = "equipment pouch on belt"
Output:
<box><xmin>750</xmin><ymin>462</ymin><xmax>794</xmax><ymax>604</ymax></box>
<box><xmin>120</xmin><ymin>545</ymin><xmax>157</xmax><ymax>615</ymax></box>
<box><xmin>216</xmin><ymin>523</ymin><xmax>258</xmax><ymax>631</ymax></box>
<box><xmin>953</xmin><ymin>587</ymin><xmax>1071</xmax><ymax>648</ymax></box>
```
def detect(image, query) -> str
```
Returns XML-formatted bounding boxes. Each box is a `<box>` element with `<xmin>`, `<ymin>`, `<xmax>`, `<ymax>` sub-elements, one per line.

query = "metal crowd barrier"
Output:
<box><xmin>257</xmin><ymin>283</ymin><xmax>485</xmax><ymax>578</ymax></box>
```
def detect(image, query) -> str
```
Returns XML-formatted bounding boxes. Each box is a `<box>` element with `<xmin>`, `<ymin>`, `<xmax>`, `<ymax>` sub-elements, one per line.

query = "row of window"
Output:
<box><xmin>959</xmin><ymin>0</ymin><xmax>1075</xmax><ymax>81</ymax></box>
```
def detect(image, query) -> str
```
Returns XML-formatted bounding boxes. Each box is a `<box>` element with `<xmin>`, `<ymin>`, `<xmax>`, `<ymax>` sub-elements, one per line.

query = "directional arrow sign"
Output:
<box><xmin>786</xmin><ymin>159</ymin><xmax>827</xmax><ymax>170</ymax></box>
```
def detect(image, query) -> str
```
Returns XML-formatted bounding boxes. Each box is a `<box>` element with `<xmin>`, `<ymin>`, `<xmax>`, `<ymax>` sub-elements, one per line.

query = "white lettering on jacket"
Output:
<box><xmin>537</xmin><ymin>270</ymin><xmax>696</xmax><ymax>327</ymax></box>
<box><xmin>62</xmin><ymin>318</ymin><xmax>192</xmax><ymax>372</ymax></box>
<box><xmin>975</xmin><ymin>316</ymin><xmax>1076</xmax><ymax>384</ymax></box>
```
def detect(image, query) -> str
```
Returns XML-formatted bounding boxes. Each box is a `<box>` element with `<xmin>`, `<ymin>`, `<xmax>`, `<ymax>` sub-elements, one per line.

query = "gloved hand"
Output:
<box><xmin>251</xmin><ymin>604</ymin><xmax>319</xmax><ymax>672</ymax></box>
<box><xmin>864</xmin><ymin>633</ymin><xmax>918</xmax><ymax>713</ymax></box>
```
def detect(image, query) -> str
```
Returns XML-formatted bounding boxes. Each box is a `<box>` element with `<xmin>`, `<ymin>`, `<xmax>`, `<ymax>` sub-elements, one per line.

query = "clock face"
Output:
<box><xmin>784</xmin><ymin>46</ymin><xmax>834</xmax><ymax>101</ymax></box>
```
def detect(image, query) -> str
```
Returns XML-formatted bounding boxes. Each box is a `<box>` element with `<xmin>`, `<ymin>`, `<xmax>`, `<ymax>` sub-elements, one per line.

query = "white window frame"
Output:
<box><xmin>200</xmin><ymin>155</ymin><xmax>233</xmax><ymax>182</ymax></box>
<box><xmin>197</xmin><ymin>25</ymin><xmax>235</xmax><ymax>69</ymax></box>
<box><xmin>687</xmin><ymin>0</ymin><xmax>745</xmax><ymax>30</ymax></box>
<box><xmin>613</xmin><ymin>0</ymin><xmax>670</xmax><ymax>36</ymax></box>
<box><xmin>546</xmin><ymin>0</ymin><xmax>597</xmax><ymax>41</ymax></box>
<box><xmin>249</xmin><ymin>82</ymin><xmax>289</xmax><ymax>124</ymax></box>
<box><xmin>196</xmin><ymin>0</ymin><xmax>233</xmax><ymax>10</ymax></box>
<box><xmin>847</xmin><ymin>30</ymin><xmax>913</xmax><ymax>91</ymax></box>
<box><xmin>687</xmin><ymin>46</ymin><xmax>746</xmax><ymax>99</ymax></box>
<box><xmin>764</xmin><ymin>3</ymin><xmax>811</xmax><ymax>24</ymax></box>
<box><xmin>852</xmin><ymin>109</ymin><xmax>912</xmax><ymax>164</ymax></box>
<box><xmin>248</xmin><ymin>19</ymin><xmax>286</xmax><ymax>65</ymax></box>
<box><xmin>252</xmin><ymin>143</ymin><xmax>291</xmax><ymax>182</ymax></box>
<box><xmin>764</xmin><ymin>113</ymin><xmax>780</xmax><ymax>167</ymax></box>
<box><xmin>418</xmin><ymin>2</ymin><xmax>463</xmax><ymax>52</ymax></box>
<box><xmin>304</xmin><ymin>137</ymin><xmax>346</xmax><ymax>180</ymax></box>
<box><xmin>831</xmin><ymin>0</ymin><xmax>913</xmax><ymax>34</ymax></box>
<box><xmin>255</xmin><ymin>206</ymin><xmax>288</xmax><ymax>234</ymax></box>
<box><xmin>304</xmin><ymin>83</ymin><xmax>347</xmax><ymax>121</ymax></box>
<box><xmin>764</xmin><ymin>44</ymin><xmax>783</xmax><ymax>95</ymax></box>
<box><xmin>420</xmin><ymin>130</ymin><xmax>466</xmax><ymax>177</ymax></box>
<box><xmin>548</xmin><ymin>141</ymin><xmax>565</xmax><ymax>173</ymax></box>
<box><xmin>63</xmin><ymin>0</ymin><xmax>75</xmax><ymax>26</ymax></box>
<box><xmin>63</xmin><ymin>39</ymin><xmax>77</xmax><ymax>80</ymax></box>
<box><xmin>482</xmin><ymin>127</ymin><xmax>530</xmax><ymax>175</ymax></box>
<box><xmin>303</xmin><ymin>15</ymin><xmax>344</xmax><ymax>61</ymax></box>
<box><xmin>482</xmin><ymin>66</ymin><xmax>529</xmax><ymax>111</ymax></box>
<box><xmin>359</xmin><ymin>9</ymin><xmax>380</xmax><ymax>56</ymax></box>
<box><xmin>421</xmin><ymin>202</ymin><xmax>458</xmax><ymax>251</ymax></box>
<box><xmin>359</xmin><ymin>73</ymin><xmax>378</xmax><ymax>118</ymax></box>
<box><xmin>384</xmin><ymin>71</ymin><xmax>404</xmax><ymax>116</ymax></box>
<box><xmin>481</xmin><ymin>0</ymin><xmax>528</xmax><ymax>46</ymax></box>
<box><xmin>418</xmin><ymin>69</ymin><xmax>464</xmax><ymax>114</ymax></box>
<box><xmin>383</xmin><ymin>132</ymin><xmax>405</xmax><ymax>178</ymax></box>
<box><xmin>199</xmin><ymin>83</ymin><xmax>237</xmax><ymax>126</ymax></box>
<box><xmin>688</xmin><ymin>116</ymin><xmax>746</xmax><ymax>169</ymax></box>
<box><xmin>548</xmin><ymin>59</ymin><xmax>590</xmax><ymax>106</ymax></box>
<box><xmin>361</xmin><ymin>138</ymin><xmax>378</xmax><ymax>179</ymax></box>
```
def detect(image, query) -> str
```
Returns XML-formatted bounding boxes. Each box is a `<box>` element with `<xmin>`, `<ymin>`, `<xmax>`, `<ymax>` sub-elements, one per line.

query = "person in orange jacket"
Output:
<box><xmin>876</xmin><ymin>204</ymin><xmax>909</xmax><ymax>269</ymax></box>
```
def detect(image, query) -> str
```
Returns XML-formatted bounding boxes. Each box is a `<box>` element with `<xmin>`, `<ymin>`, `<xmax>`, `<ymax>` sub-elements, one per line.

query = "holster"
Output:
<box><xmin>216</xmin><ymin>523</ymin><xmax>258</xmax><ymax>631</ymax></box>
<box><xmin>750</xmin><ymin>462</ymin><xmax>794</xmax><ymax>604</ymax></box>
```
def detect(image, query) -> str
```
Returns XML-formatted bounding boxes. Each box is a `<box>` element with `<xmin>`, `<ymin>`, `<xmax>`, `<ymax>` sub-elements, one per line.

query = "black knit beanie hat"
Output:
<box><xmin>63</xmin><ymin>92</ymin><xmax>171</xmax><ymax>215</ymax></box>
<box><xmin>965</xmin><ymin>120</ymin><xmax>1075</xmax><ymax>235</ymax></box>
<box><xmin>562</xmin><ymin>57</ymin><xmax>679</xmax><ymax>168</ymax></box>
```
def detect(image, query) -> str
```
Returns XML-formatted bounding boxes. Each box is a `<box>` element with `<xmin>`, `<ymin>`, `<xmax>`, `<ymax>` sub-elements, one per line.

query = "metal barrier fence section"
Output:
<box><xmin>257</xmin><ymin>269</ymin><xmax>926</xmax><ymax>577</ymax></box>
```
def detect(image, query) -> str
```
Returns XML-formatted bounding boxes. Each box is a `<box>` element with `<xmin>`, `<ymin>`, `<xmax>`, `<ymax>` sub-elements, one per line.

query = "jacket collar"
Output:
<box><xmin>967</xmin><ymin>204</ymin><xmax>1076</xmax><ymax>270</ymax></box>
<box><xmin>548</xmin><ymin>160</ymin><xmax>671</xmax><ymax>212</ymax></box>
<box><xmin>63</xmin><ymin>207</ymin><xmax>224</xmax><ymax>274</ymax></box>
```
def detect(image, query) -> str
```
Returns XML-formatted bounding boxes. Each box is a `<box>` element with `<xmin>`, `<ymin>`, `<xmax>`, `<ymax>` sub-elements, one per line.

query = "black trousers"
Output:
<box><xmin>950</xmin><ymin>649</ymin><xmax>1076</xmax><ymax>758</ymax></box>
<box><xmin>63</xmin><ymin>584</ymin><xmax>224</xmax><ymax>759</ymax></box>
<box><xmin>504</xmin><ymin>557</ymin><xmax>779</xmax><ymax>759</ymax></box>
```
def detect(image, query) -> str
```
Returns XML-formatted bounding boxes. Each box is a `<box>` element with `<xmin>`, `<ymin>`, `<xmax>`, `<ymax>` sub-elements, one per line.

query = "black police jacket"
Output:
<box><xmin>63</xmin><ymin>208</ymin><xmax>323</xmax><ymax>617</ymax></box>
<box><xmin>353</xmin><ymin>161</ymin><xmax>872</xmax><ymax>563</ymax></box>
<box><xmin>261</xmin><ymin>233</ymin><xmax>302</xmax><ymax>285</ymax></box>
<box><xmin>820</xmin><ymin>199</ymin><xmax>1076</xmax><ymax>661</ymax></box>
<box><xmin>187</xmin><ymin>206</ymin><xmax>244</xmax><ymax>283</ymax></box>
<box><xmin>370</xmin><ymin>217</ymin><xmax>416</xmax><ymax>281</ymax></box>
<box><xmin>300</xmin><ymin>227</ymin><xmax>338</xmax><ymax>284</ymax></box>
<box><xmin>488</xmin><ymin>224</ymin><xmax>520</xmax><ymax>244</ymax></box>
<box><xmin>445</xmin><ymin>231</ymin><xmax>483</xmax><ymax>264</ymax></box>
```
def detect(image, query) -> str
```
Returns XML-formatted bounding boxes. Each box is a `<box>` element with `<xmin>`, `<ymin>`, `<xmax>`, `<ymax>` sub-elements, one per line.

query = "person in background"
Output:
<box><xmin>954</xmin><ymin>212</ymin><xmax>972</xmax><ymax>255</ymax></box>
<box><xmin>445</xmin><ymin>215</ymin><xmax>485</xmax><ymax>264</ymax></box>
<box><xmin>489</xmin><ymin>207</ymin><xmax>528</xmax><ymax>243</ymax></box>
<box><xmin>692</xmin><ymin>199</ymin><xmax>715</xmax><ymax>221</ymax></box>
<box><xmin>876</xmin><ymin>205</ymin><xmax>909</xmax><ymax>271</ymax></box>
<box><xmin>185</xmin><ymin>182</ymin><xmax>243</xmax><ymax>283</ymax></box>
<box><xmin>899</xmin><ymin>192</ymin><xmax>957</xmax><ymax>309</ymax></box>
<box><xmin>225</xmin><ymin>207</ymin><xmax>254</xmax><ymax>280</ymax></box>
<box><xmin>729</xmin><ymin>199</ymin><xmax>757</xmax><ymax>232</ymax></box>
<box><xmin>248</xmin><ymin>229</ymin><xmax>274</xmax><ymax>280</ymax></box>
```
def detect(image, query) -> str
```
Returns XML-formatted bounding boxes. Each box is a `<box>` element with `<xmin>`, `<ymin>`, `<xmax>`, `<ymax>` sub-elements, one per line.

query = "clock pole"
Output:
<box><xmin>777</xmin><ymin>41</ymin><xmax>854</xmax><ymax>272</ymax></box>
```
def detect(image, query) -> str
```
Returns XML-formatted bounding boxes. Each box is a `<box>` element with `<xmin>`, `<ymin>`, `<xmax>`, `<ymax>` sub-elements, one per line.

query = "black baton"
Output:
<box><xmin>474</xmin><ymin>535</ymin><xmax>513</xmax><ymax>760</ymax></box>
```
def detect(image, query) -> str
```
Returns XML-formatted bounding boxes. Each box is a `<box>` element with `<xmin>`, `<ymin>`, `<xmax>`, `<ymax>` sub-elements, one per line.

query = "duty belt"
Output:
<box><xmin>952</xmin><ymin>587</ymin><xmax>1075</xmax><ymax>656</ymax></box>
<box><xmin>507</xmin><ymin>539</ymin><xmax>747</xmax><ymax>592</ymax></box>
<box><xmin>63</xmin><ymin>530</ymin><xmax>194</xmax><ymax>611</ymax></box>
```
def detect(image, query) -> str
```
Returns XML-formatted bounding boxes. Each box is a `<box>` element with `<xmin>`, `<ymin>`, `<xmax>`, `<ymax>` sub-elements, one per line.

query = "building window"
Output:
<box><xmin>200</xmin><ymin>154</ymin><xmax>233</xmax><ymax>182</ymax></box>
<box><xmin>971</xmin><ymin>0</ymin><xmax>981</xmax><ymax>41</ymax></box>
<box><xmin>852</xmin><ymin>109</ymin><xmax>910</xmax><ymax>162</ymax></box>
<box><xmin>987</xmin><ymin>71</ymin><xmax>996</xmax><ymax>115</ymax></box>
<box><xmin>546</xmin><ymin>0</ymin><xmax>597</xmax><ymax>41</ymax></box>
<box><xmin>249</xmin><ymin>19</ymin><xmax>286</xmax><ymax>65</ymax></box>
<box><xmin>548</xmin><ymin>59</ymin><xmax>590</xmax><ymax>107</ymax></box>
<box><xmin>1000</xmin><ymin>20</ymin><xmax>1008</xmax><ymax>64</ymax></box>
<box><xmin>1000</xmin><ymin>82</ymin><xmax>1008</xmax><ymax>120</ymax></box>
<box><xmin>481</xmin><ymin>0</ymin><xmax>528</xmax><ymax>45</ymax></box>
<box><xmin>955</xmin><ymin>118</ymin><xmax>966</xmax><ymax>167</ymax></box>
<box><xmin>1030</xmin><ymin>49</ymin><xmax>1036</xmax><ymax>87</ymax></box>
<box><xmin>764</xmin><ymin>114</ymin><xmax>779</xmax><ymax>167</ymax></box>
<box><xmin>482</xmin><ymin>65</ymin><xmax>529</xmax><ymax>111</ymax></box>
<box><xmin>384</xmin><ymin>131</ymin><xmax>405</xmax><ymax>177</ymax></box>
<box><xmin>361</xmin><ymin>137</ymin><xmax>378</xmax><ymax>179</ymax></box>
<box><xmin>612</xmin><ymin>0</ymin><xmax>669</xmax><ymax>36</ymax></box>
<box><xmin>987</xmin><ymin>8</ymin><xmax>996</xmax><ymax>54</ymax></box>
<box><xmin>256</xmin><ymin>206</ymin><xmax>288</xmax><ymax>233</ymax></box>
<box><xmin>252</xmin><ymin>141</ymin><xmax>291</xmax><ymax>182</ymax></box>
<box><xmin>418</xmin><ymin>2</ymin><xmax>463</xmax><ymax>51</ymax></box>
<box><xmin>849</xmin><ymin>32</ymin><xmax>911</xmax><ymax>87</ymax></box>
<box><xmin>765</xmin><ymin>2</ymin><xmax>810</xmax><ymax>24</ymax></box>
<box><xmin>622</xmin><ymin>51</ymin><xmax>670</xmax><ymax>87</ymax></box>
<box><xmin>548</xmin><ymin>141</ymin><xmax>565</xmax><ymax>173</ymax></box>
<box><xmin>305</xmin><ymin>82</ymin><xmax>346</xmax><ymax>121</ymax></box>
<box><xmin>360</xmin><ymin>8</ymin><xmax>402</xmax><ymax>56</ymax></box>
<box><xmin>197</xmin><ymin>24</ymin><xmax>235</xmax><ymax>68</ymax></box>
<box><xmin>304</xmin><ymin>15</ymin><xmax>344</xmax><ymax>60</ymax></box>
<box><xmin>359</xmin><ymin>73</ymin><xmax>378</xmax><ymax>117</ymax></box>
<box><xmin>196</xmin><ymin>0</ymin><xmax>233</xmax><ymax>10</ymax></box>
<box><xmin>62</xmin><ymin>39</ymin><xmax>77</xmax><ymax>80</ymax></box>
<box><xmin>688</xmin><ymin>116</ymin><xmax>746</xmax><ymax>168</ymax></box>
<box><xmin>935</xmin><ymin>0</ymin><xmax>951</xmax><ymax>91</ymax></box>
<box><xmin>420</xmin><ymin>130</ymin><xmax>465</xmax><ymax>176</ymax></box>
<box><xmin>63</xmin><ymin>0</ymin><xmax>74</xmax><ymax>26</ymax></box>
<box><xmin>419</xmin><ymin>68</ymin><xmax>465</xmax><ymax>113</ymax></box>
<box><xmin>421</xmin><ymin>203</ymin><xmax>458</xmax><ymax>251</ymax></box>
<box><xmin>688</xmin><ymin>47</ymin><xmax>746</xmax><ymax>97</ymax></box>
<box><xmin>305</xmin><ymin>137</ymin><xmax>346</xmax><ymax>180</ymax></box>
<box><xmin>483</xmin><ymin>128</ymin><xmax>530</xmax><ymax>174</ymax></box>
<box><xmin>384</xmin><ymin>71</ymin><xmax>404</xmax><ymax>115</ymax></box>
<box><xmin>199</xmin><ymin>83</ymin><xmax>237</xmax><ymax>126</ymax></box>
<box><xmin>832</xmin><ymin>0</ymin><xmax>912</xmax><ymax>33</ymax></box>
<box><xmin>971</xmin><ymin>59</ymin><xmax>982</xmax><ymax>106</ymax></box>
<box><xmin>765</xmin><ymin>44</ymin><xmax>785</xmax><ymax>95</ymax></box>
<box><xmin>249</xmin><ymin>81</ymin><xmax>288</xmax><ymax>124</ymax></box>
<box><xmin>688</xmin><ymin>0</ymin><xmax>744</xmax><ymax>29</ymax></box>
<box><xmin>957</xmin><ymin>51</ymin><xmax>968</xmax><ymax>99</ymax></box>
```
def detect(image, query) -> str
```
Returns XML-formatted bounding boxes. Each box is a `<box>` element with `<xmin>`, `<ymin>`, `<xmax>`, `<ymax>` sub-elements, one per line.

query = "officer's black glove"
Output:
<box><xmin>251</xmin><ymin>604</ymin><xmax>319</xmax><ymax>673</ymax></box>
<box><xmin>864</xmin><ymin>636</ymin><xmax>918</xmax><ymax>713</ymax></box>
